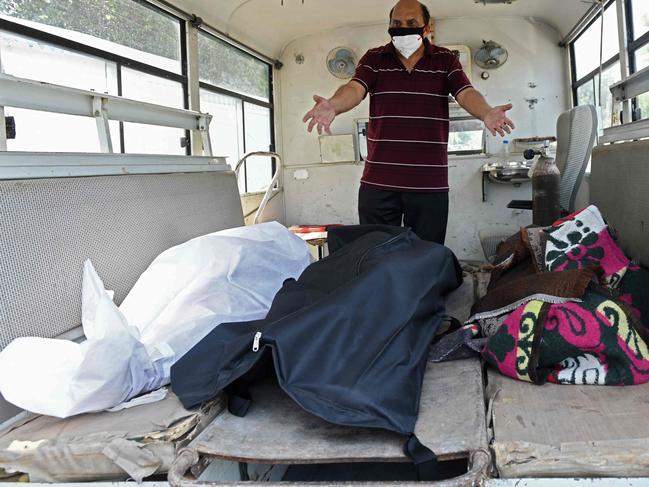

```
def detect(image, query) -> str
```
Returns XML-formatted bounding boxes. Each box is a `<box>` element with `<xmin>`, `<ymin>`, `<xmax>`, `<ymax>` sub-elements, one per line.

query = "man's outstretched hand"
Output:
<box><xmin>483</xmin><ymin>103</ymin><xmax>516</xmax><ymax>137</ymax></box>
<box><xmin>303</xmin><ymin>95</ymin><xmax>336</xmax><ymax>135</ymax></box>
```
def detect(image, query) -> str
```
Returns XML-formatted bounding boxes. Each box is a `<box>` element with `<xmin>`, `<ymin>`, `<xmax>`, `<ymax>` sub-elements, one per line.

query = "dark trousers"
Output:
<box><xmin>358</xmin><ymin>185</ymin><xmax>449</xmax><ymax>245</ymax></box>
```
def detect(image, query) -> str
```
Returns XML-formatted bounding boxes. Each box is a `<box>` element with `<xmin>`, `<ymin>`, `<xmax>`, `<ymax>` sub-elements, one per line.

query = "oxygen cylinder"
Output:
<box><xmin>525</xmin><ymin>148</ymin><xmax>561</xmax><ymax>227</ymax></box>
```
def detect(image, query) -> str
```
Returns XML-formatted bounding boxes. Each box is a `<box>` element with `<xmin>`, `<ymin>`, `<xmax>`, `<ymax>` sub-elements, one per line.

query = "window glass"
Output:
<box><xmin>356</xmin><ymin>120</ymin><xmax>369</xmax><ymax>161</ymax></box>
<box><xmin>200</xmin><ymin>90</ymin><xmax>245</xmax><ymax>191</ymax></box>
<box><xmin>1</xmin><ymin>30</ymin><xmax>122</xmax><ymax>152</ymax></box>
<box><xmin>198</xmin><ymin>32</ymin><xmax>270</xmax><ymax>102</ymax></box>
<box><xmin>448</xmin><ymin>119</ymin><xmax>484</xmax><ymax>154</ymax></box>
<box><xmin>573</xmin><ymin>5</ymin><xmax>619</xmax><ymax>80</ymax></box>
<box><xmin>0</xmin><ymin>0</ymin><xmax>181</xmax><ymax>73</ymax></box>
<box><xmin>121</xmin><ymin>67</ymin><xmax>185</xmax><ymax>154</ymax></box>
<box><xmin>243</xmin><ymin>103</ymin><xmax>273</xmax><ymax>193</ymax></box>
<box><xmin>638</xmin><ymin>93</ymin><xmax>649</xmax><ymax>120</ymax></box>
<box><xmin>0</xmin><ymin>30</ymin><xmax>118</xmax><ymax>93</ymax></box>
<box><xmin>632</xmin><ymin>0</ymin><xmax>649</xmax><ymax>40</ymax></box>
<box><xmin>576</xmin><ymin>79</ymin><xmax>596</xmax><ymax>107</ymax></box>
<box><xmin>634</xmin><ymin>44</ymin><xmax>649</xmax><ymax>118</ymax></box>
<box><xmin>5</xmin><ymin>108</ymin><xmax>120</xmax><ymax>152</ymax></box>
<box><xmin>635</xmin><ymin>42</ymin><xmax>649</xmax><ymax>71</ymax></box>
<box><xmin>595</xmin><ymin>62</ymin><xmax>621</xmax><ymax>129</ymax></box>
<box><xmin>575</xmin><ymin>66</ymin><xmax>619</xmax><ymax>129</ymax></box>
<box><xmin>121</xmin><ymin>67</ymin><xmax>184</xmax><ymax>107</ymax></box>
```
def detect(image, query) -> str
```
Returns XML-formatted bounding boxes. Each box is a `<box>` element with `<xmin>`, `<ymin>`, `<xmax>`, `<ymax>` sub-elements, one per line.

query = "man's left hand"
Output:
<box><xmin>483</xmin><ymin>104</ymin><xmax>515</xmax><ymax>137</ymax></box>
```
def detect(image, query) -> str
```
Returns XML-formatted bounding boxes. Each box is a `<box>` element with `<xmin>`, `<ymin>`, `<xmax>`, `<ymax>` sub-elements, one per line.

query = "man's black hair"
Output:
<box><xmin>389</xmin><ymin>3</ymin><xmax>431</xmax><ymax>26</ymax></box>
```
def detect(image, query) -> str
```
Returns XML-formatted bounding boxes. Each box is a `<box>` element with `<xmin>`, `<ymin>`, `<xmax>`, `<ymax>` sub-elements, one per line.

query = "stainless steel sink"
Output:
<box><xmin>481</xmin><ymin>160</ymin><xmax>534</xmax><ymax>184</ymax></box>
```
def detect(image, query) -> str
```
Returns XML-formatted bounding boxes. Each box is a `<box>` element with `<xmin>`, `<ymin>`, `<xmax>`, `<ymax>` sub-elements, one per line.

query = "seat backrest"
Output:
<box><xmin>0</xmin><ymin>171</ymin><xmax>244</xmax><ymax>350</ymax></box>
<box><xmin>591</xmin><ymin>141</ymin><xmax>649</xmax><ymax>268</ymax></box>
<box><xmin>556</xmin><ymin>105</ymin><xmax>598</xmax><ymax>213</ymax></box>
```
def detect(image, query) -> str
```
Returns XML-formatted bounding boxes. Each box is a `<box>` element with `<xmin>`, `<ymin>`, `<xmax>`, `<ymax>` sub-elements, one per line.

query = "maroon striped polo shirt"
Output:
<box><xmin>352</xmin><ymin>40</ymin><xmax>473</xmax><ymax>192</ymax></box>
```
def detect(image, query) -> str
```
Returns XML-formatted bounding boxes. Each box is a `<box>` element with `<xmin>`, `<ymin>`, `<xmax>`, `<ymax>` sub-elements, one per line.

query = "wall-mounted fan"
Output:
<box><xmin>326</xmin><ymin>47</ymin><xmax>357</xmax><ymax>79</ymax></box>
<box><xmin>474</xmin><ymin>40</ymin><xmax>508</xmax><ymax>69</ymax></box>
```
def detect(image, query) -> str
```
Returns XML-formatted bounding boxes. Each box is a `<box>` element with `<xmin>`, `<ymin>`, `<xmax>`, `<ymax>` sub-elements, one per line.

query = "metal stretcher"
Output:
<box><xmin>168</xmin><ymin>275</ymin><xmax>492</xmax><ymax>486</ymax></box>
<box><xmin>169</xmin><ymin>360</ymin><xmax>490</xmax><ymax>486</ymax></box>
<box><xmin>7</xmin><ymin>142</ymin><xmax>649</xmax><ymax>483</ymax></box>
<box><xmin>168</xmin><ymin>268</ymin><xmax>649</xmax><ymax>484</ymax></box>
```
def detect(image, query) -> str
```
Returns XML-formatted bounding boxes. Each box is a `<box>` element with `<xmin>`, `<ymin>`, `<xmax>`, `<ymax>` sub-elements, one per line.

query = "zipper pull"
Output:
<box><xmin>252</xmin><ymin>332</ymin><xmax>262</xmax><ymax>352</ymax></box>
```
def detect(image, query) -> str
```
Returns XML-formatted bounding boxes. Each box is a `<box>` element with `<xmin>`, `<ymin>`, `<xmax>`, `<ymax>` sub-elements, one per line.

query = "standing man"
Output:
<box><xmin>302</xmin><ymin>0</ymin><xmax>515</xmax><ymax>244</ymax></box>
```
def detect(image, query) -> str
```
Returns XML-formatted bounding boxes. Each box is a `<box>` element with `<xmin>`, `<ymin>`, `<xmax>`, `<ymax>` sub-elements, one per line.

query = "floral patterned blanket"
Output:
<box><xmin>482</xmin><ymin>289</ymin><xmax>649</xmax><ymax>385</ymax></box>
<box><xmin>476</xmin><ymin>205</ymin><xmax>649</xmax><ymax>386</ymax></box>
<box><xmin>545</xmin><ymin>205</ymin><xmax>630</xmax><ymax>288</ymax></box>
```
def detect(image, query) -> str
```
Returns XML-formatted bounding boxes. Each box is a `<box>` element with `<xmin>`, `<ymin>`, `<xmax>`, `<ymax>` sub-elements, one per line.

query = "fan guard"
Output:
<box><xmin>326</xmin><ymin>47</ymin><xmax>357</xmax><ymax>79</ymax></box>
<box><xmin>474</xmin><ymin>40</ymin><xmax>509</xmax><ymax>69</ymax></box>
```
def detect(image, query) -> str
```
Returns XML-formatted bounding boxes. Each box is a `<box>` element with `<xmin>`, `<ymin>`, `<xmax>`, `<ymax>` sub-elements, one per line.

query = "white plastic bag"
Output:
<box><xmin>0</xmin><ymin>222</ymin><xmax>311</xmax><ymax>417</ymax></box>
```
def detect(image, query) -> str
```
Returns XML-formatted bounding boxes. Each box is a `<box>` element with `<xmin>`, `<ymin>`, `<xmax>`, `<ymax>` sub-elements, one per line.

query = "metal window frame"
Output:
<box><xmin>0</xmin><ymin>17</ymin><xmax>186</xmax><ymax>83</ymax></box>
<box><xmin>569</xmin><ymin>0</ymin><xmax>619</xmax><ymax>99</ymax></box>
<box><xmin>196</xmin><ymin>29</ymin><xmax>273</xmax><ymax>106</ymax></box>
<box><xmin>179</xmin><ymin>18</ymin><xmax>191</xmax><ymax>155</ymax></box>
<box><xmin>572</xmin><ymin>0</ymin><xmax>649</xmax><ymax>143</ymax></box>
<box><xmin>125</xmin><ymin>0</ymin><xmax>278</xmax><ymax>70</ymax></box>
<box><xmin>625</xmin><ymin>36</ymin><xmax>649</xmax><ymax>123</ymax></box>
<box><xmin>569</xmin><ymin>0</ymin><xmax>649</xmax><ymax>117</ymax></box>
<box><xmin>448</xmin><ymin>115</ymin><xmax>486</xmax><ymax>156</ymax></box>
<box><xmin>625</xmin><ymin>0</ymin><xmax>649</xmax><ymax>119</ymax></box>
<box><xmin>0</xmin><ymin>0</ymin><xmax>278</xmax><ymax>164</ymax></box>
<box><xmin>196</xmin><ymin>29</ymin><xmax>276</xmax><ymax>195</ymax></box>
<box><xmin>629</xmin><ymin>33</ymin><xmax>649</xmax><ymax>67</ymax></box>
<box><xmin>567</xmin><ymin>0</ymin><xmax>649</xmax><ymax>135</ymax></box>
<box><xmin>561</xmin><ymin>1</ymin><xmax>611</xmax><ymax>47</ymax></box>
<box><xmin>606</xmin><ymin>0</ymin><xmax>649</xmax><ymax>142</ymax></box>
<box><xmin>0</xmin><ymin>3</ymin><xmax>191</xmax><ymax>154</ymax></box>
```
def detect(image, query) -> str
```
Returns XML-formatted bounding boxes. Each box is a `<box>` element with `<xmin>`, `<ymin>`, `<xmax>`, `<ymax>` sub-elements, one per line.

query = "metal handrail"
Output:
<box><xmin>234</xmin><ymin>151</ymin><xmax>283</xmax><ymax>225</ymax></box>
<box><xmin>0</xmin><ymin>74</ymin><xmax>213</xmax><ymax>155</ymax></box>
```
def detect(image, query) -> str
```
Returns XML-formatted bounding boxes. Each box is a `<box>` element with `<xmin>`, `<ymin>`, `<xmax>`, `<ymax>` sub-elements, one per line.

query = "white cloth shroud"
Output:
<box><xmin>0</xmin><ymin>222</ymin><xmax>312</xmax><ymax>418</ymax></box>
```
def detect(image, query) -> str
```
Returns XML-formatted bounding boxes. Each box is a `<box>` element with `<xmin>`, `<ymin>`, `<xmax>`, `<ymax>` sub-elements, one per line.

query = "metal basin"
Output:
<box><xmin>481</xmin><ymin>160</ymin><xmax>533</xmax><ymax>184</ymax></box>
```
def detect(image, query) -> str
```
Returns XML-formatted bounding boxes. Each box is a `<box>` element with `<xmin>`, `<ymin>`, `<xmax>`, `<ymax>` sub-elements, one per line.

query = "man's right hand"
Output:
<box><xmin>303</xmin><ymin>95</ymin><xmax>336</xmax><ymax>135</ymax></box>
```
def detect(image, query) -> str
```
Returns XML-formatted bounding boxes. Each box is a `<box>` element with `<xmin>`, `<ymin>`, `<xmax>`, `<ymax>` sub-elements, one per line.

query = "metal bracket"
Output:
<box><xmin>5</xmin><ymin>116</ymin><xmax>15</xmax><ymax>139</ymax></box>
<box><xmin>92</xmin><ymin>95</ymin><xmax>113</xmax><ymax>153</ymax></box>
<box><xmin>610</xmin><ymin>65</ymin><xmax>649</xmax><ymax>104</ymax></box>
<box><xmin>189</xmin><ymin>14</ymin><xmax>203</xmax><ymax>28</ymax></box>
<box><xmin>197</xmin><ymin>114</ymin><xmax>213</xmax><ymax>157</ymax></box>
<box><xmin>0</xmin><ymin>41</ymin><xmax>4</xmax><ymax>151</ymax></box>
<box><xmin>482</xmin><ymin>171</ymin><xmax>488</xmax><ymax>202</ymax></box>
<box><xmin>0</xmin><ymin>106</ymin><xmax>6</xmax><ymax>151</ymax></box>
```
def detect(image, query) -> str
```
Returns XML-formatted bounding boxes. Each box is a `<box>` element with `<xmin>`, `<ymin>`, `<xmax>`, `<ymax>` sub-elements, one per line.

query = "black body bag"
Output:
<box><xmin>171</xmin><ymin>225</ymin><xmax>462</xmax><ymax>478</ymax></box>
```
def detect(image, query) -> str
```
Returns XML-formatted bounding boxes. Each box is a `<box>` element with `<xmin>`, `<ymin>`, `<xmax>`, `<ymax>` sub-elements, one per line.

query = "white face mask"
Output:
<box><xmin>392</xmin><ymin>34</ymin><xmax>423</xmax><ymax>59</ymax></box>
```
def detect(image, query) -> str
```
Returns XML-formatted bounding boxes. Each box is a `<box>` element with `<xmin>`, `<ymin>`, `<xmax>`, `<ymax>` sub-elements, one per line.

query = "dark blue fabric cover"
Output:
<box><xmin>171</xmin><ymin>225</ymin><xmax>462</xmax><ymax>437</ymax></box>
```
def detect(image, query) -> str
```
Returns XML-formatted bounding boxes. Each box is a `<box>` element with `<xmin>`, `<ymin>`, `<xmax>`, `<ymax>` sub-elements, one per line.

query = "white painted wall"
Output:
<box><xmin>241</xmin><ymin>191</ymin><xmax>285</xmax><ymax>225</ymax></box>
<box><xmin>283</xmin><ymin>159</ymin><xmax>533</xmax><ymax>260</ymax></box>
<box><xmin>277</xmin><ymin>16</ymin><xmax>570</xmax><ymax>260</ymax></box>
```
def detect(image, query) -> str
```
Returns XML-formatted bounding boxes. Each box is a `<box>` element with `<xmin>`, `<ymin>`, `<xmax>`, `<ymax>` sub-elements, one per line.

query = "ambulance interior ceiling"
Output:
<box><xmin>169</xmin><ymin>0</ymin><xmax>591</xmax><ymax>59</ymax></box>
